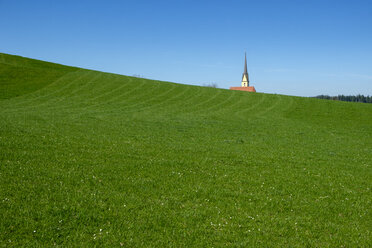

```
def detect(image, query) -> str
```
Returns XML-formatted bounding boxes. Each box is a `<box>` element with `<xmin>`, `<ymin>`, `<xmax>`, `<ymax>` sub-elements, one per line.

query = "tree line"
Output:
<box><xmin>314</xmin><ymin>94</ymin><xmax>372</xmax><ymax>103</ymax></box>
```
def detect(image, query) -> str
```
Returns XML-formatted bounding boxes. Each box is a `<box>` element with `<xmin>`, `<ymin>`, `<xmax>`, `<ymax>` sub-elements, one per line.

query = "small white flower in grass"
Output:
<box><xmin>33</xmin><ymin>230</ymin><xmax>36</xmax><ymax>233</ymax></box>
<box><xmin>100</xmin><ymin>229</ymin><xmax>102</xmax><ymax>232</ymax></box>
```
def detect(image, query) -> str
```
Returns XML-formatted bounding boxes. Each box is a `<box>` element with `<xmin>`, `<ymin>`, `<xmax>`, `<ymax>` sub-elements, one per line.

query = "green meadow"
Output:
<box><xmin>0</xmin><ymin>53</ymin><xmax>371</xmax><ymax>247</ymax></box>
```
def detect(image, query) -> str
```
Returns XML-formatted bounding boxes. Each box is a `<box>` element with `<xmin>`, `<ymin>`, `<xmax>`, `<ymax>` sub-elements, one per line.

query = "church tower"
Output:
<box><xmin>241</xmin><ymin>53</ymin><xmax>249</xmax><ymax>87</ymax></box>
<box><xmin>229</xmin><ymin>52</ymin><xmax>256</xmax><ymax>92</ymax></box>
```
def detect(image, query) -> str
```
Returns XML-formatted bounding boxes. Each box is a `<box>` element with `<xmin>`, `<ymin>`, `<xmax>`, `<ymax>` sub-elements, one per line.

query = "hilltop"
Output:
<box><xmin>0</xmin><ymin>53</ymin><xmax>371</xmax><ymax>247</ymax></box>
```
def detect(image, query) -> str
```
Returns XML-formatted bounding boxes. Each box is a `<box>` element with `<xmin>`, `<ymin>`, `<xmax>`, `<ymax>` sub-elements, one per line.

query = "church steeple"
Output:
<box><xmin>241</xmin><ymin>52</ymin><xmax>249</xmax><ymax>87</ymax></box>
<box><xmin>229</xmin><ymin>52</ymin><xmax>256</xmax><ymax>92</ymax></box>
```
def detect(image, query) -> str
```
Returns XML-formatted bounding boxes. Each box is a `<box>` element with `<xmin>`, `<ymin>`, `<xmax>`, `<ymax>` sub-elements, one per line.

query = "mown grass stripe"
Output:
<box><xmin>4</xmin><ymin>70</ymin><xmax>94</xmax><ymax>112</ymax></box>
<box><xmin>2</xmin><ymin>69</ymin><xmax>86</xmax><ymax>109</ymax></box>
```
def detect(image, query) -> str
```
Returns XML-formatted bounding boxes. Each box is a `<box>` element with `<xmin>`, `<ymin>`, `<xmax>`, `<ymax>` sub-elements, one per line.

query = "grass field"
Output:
<box><xmin>0</xmin><ymin>53</ymin><xmax>371</xmax><ymax>247</ymax></box>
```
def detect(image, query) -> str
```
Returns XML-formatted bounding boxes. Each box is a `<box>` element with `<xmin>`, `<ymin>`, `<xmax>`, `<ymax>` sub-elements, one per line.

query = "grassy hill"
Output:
<box><xmin>0</xmin><ymin>53</ymin><xmax>371</xmax><ymax>247</ymax></box>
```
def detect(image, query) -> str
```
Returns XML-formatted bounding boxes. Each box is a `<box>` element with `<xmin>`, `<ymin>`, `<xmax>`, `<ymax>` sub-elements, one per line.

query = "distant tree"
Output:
<box><xmin>203</xmin><ymin>83</ymin><xmax>218</xmax><ymax>88</ymax></box>
<box><xmin>314</xmin><ymin>94</ymin><xmax>372</xmax><ymax>104</ymax></box>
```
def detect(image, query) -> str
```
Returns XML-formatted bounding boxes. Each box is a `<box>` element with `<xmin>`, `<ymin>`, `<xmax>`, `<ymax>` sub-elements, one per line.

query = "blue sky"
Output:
<box><xmin>1</xmin><ymin>0</ymin><xmax>371</xmax><ymax>96</ymax></box>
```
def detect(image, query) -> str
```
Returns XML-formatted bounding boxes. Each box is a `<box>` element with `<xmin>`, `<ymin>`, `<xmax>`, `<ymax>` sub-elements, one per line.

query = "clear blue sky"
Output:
<box><xmin>1</xmin><ymin>0</ymin><xmax>371</xmax><ymax>96</ymax></box>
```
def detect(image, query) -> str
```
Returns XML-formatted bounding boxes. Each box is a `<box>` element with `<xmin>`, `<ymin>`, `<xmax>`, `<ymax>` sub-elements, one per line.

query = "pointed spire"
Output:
<box><xmin>242</xmin><ymin>52</ymin><xmax>249</xmax><ymax>86</ymax></box>
<box><xmin>244</xmin><ymin>52</ymin><xmax>248</xmax><ymax>75</ymax></box>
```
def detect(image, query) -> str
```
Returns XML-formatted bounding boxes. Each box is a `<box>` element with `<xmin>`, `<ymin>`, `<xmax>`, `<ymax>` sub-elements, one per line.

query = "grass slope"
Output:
<box><xmin>0</xmin><ymin>53</ymin><xmax>371</xmax><ymax>247</ymax></box>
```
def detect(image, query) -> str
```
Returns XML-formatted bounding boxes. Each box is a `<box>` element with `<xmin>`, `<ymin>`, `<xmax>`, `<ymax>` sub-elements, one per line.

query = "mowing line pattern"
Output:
<box><xmin>1</xmin><ymin>53</ymin><xmax>371</xmax><ymax>247</ymax></box>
